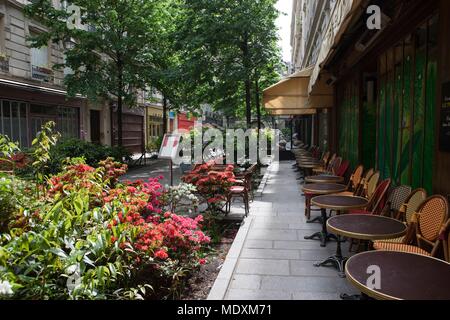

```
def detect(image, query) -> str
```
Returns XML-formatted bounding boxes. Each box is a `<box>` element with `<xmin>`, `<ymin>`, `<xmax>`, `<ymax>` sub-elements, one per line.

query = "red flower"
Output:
<box><xmin>199</xmin><ymin>258</ymin><xmax>207</xmax><ymax>265</ymax></box>
<box><xmin>154</xmin><ymin>249</ymin><xmax>169</xmax><ymax>260</ymax></box>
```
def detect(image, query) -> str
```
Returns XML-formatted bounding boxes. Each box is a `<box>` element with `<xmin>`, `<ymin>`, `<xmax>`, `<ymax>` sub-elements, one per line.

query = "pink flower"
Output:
<box><xmin>154</xmin><ymin>249</ymin><xmax>169</xmax><ymax>260</ymax></box>
<box><xmin>199</xmin><ymin>258</ymin><xmax>207</xmax><ymax>265</ymax></box>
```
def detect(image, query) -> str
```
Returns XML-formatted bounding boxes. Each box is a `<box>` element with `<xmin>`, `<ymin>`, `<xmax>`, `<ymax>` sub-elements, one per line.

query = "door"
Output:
<box><xmin>90</xmin><ymin>110</ymin><xmax>101</xmax><ymax>144</ymax></box>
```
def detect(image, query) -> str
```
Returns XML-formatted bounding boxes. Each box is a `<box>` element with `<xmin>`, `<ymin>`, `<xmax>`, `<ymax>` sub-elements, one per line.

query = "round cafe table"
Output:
<box><xmin>305</xmin><ymin>175</ymin><xmax>345</xmax><ymax>184</ymax></box>
<box><xmin>302</xmin><ymin>184</ymin><xmax>348</xmax><ymax>247</ymax></box>
<box><xmin>345</xmin><ymin>251</ymin><xmax>450</xmax><ymax>300</ymax></box>
<box><xmin>317</xmin><ymin>214</ymin><xmax>407</xmax><ymax>278</ymax></box>
<box><xmin>297</xmin><ymin>161</ymin><xmax>324</xmax><ymax>182</ymax></box>
<box><xmin>307</xmin><ymin>196</ymin><xmax>369</xmax><ymax>276</ymax></box>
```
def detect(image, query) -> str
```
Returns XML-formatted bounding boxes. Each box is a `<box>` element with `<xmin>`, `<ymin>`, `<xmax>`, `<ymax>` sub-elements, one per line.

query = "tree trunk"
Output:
<box><xmin>245</xmin><ymin>79</ymin><xmax>252</xmax><ymax>128</ymax></box>
<box><xmin>241</xmin><ymin>31</ymin><xmax>252</xmax><ymax>128</ymax></box>
<box><xmin>255</xmin><ymin>77</ymin><xmax>261</xmax><ymax>164</ymax></box>
<box><xmin>255</xmin><ymin>77</ymin><xmax>261</xmax><ymax>132</ymax></box>
<box><xmin>117</xmin><ymin>58</ymin><xmax>124</xmax><ymax>147</ymax></box>
<box><xmin>163</xmin><ymin>96</ymin><xmax>168</xmax><ymax>134</ymax></box>
<box><xmin>117</xmin><ymin>95</ymin><xmax>123</xmax><ymax>147</ymax></box>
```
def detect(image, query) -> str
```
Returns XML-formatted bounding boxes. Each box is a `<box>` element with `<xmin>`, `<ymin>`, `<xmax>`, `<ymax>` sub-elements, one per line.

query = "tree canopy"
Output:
<box><xmin>174</xmin><ymin>0</ymin><xmax>282</xmax><ymax>126</ymax></box>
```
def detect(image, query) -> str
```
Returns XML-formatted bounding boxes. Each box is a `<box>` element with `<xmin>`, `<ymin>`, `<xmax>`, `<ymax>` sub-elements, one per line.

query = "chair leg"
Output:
<box><xmin>305</xmin><ymin>196</ymin><xmax>311</xmax><ymax>220</ymax></box>
<box><xmin>226</xmin><ymin>194</ymin><xmax>231</xmax><ymax>214</ymax></box>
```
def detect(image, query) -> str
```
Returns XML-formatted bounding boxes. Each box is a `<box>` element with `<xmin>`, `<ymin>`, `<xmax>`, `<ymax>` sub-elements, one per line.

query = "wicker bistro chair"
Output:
<box><xmin>361</xmin><ymin>171</ymin><xmax>380</xmax><ymax>199</ymax></box>
<box><xmin>313</xmin><ymin>153</ymin><xmax>336</xmax><ymax>174</ymax></box>
<box><xmin>382</xmin><ymin>185</ymin><xmax>413</xmax><ymax>218</ymax></box>
<box><xmin>226</xmin><ymin>171</ymin><xmax>251</xmax><ymax>217</ymax></box>
<box><xmin>350</xmin><ymin>179</ymin><xmax>392</xmax><ymax>216</ymax></box>
<box><xmin>352</xmin><ymin>168</ymin><xmax>374</xmax><ymax>196</ymax></box>
<box><xmin>372</xmin><ymin>189</ymin><xmax>427</xmax><ymax>247</ymax></box>
<box><xmin>374</xmin><ymin>196</ymin><xmax>449</xmax><ymax>258</ymax></box>
<box><xmin>335</xmin><ymin>160</ymin><xmax>350</xmax><ymax>178</ymax></box>
<box><xmin>334</xmin><ymin>165</ymin><xmax>364</xmax><ymax>197</ymax></box>
<box><xmin>347</xmin><ymin>179</ymin><xmax>391</xmax><ymax>252</ymax></box>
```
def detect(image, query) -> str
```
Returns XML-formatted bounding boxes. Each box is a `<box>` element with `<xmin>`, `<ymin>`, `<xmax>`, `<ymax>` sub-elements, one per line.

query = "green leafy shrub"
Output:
<box><xmin>0</xmin><ymin>159</ymin><xmax>210</xmax><ymax>300</ymax></box>
<box><xmin>44</xmin><ymin>138</ymin><xmax>131</xmax><ymax>175</ymax></box>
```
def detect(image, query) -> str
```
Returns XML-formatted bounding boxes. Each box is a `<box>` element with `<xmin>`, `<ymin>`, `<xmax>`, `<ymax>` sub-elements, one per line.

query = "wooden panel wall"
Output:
<box><xmin>433</xmin><ymin>0</ymin><xmax>450</xmax><ymax>196</ymax></box>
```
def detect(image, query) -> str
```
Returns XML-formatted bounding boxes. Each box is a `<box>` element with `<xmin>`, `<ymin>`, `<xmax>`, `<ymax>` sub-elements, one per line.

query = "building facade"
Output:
<box><xmin>289</xmin><ymin>0</ymin><xmax>337</xmax><ymax>151</ymax></box>
<box><xmin>284</xmin><ymin>0</ymin><xmax>450</xmax><ymax>195</ymax></box>
<box><xmin>0</xmin><ymin>0</ymin><xmax>146</xmax><ymax>153</ymax></box>
<box><xmin>0</xmin><ymin>0</ymin><xmax>90</xmax><ymax>147</ymax></box>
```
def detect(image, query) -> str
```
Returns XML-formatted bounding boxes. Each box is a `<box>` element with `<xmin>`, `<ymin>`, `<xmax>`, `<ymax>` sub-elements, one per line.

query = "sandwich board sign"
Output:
<box><xmin>158</xmin><ymin>133</ymin><xmax>182</xmax><ymax>186</ymax></box>
<box><xmin>159</xmin><ymin>133</ymin><xmax>181</xmax><ymax>160</ymax></box>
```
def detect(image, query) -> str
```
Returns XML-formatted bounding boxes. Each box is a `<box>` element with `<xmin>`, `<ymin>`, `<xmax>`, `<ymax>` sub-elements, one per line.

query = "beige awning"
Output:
<box><xmin>263</xmin><ymin>67</ymin><xmax>333</xmax><ymax>116</ymax></box>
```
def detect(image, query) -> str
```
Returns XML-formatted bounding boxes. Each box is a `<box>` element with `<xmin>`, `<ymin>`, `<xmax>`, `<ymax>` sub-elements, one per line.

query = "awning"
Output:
<box><xmin>0</xmin><ymin>78</ymin><xmax>84</xmax><ymax>98</ymax></box>
<box><xmin>309</xmin><ymin>0</ymin><xmax>362</xmax><ymax>93</ymax></box>
<box><xmin>263</xmin><ymin>67</ymin><xmax>333</xmax><ymax>116</ymax></box>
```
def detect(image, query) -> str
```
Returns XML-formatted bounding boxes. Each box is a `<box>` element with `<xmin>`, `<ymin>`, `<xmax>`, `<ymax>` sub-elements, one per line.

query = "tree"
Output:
<box><xmin>25</xmin><ymin>0</ymin><xmax>167</xmax><ymax>146</ymax></box>
<box><xmin>174</xmin><ymin>0</ymin><xmax>281</xmax><ymax>128</ymax></box>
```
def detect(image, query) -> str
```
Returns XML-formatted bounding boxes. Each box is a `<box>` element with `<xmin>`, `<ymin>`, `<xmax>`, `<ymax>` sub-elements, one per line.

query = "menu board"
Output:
<box><xmin>440</xmin><ymin>82</ymin><xmax>450</xmax><ymax>152</ymax></box>
<box><xmin>159</xmin><ymin>134</ymin><xmax>181</xmax><ymax>160</ymax></box>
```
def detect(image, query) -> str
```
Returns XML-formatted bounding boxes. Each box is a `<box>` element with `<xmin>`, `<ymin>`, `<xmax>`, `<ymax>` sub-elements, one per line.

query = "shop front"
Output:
<box><xmin>0</xmin><ymin>80</ymin><xmax>84</xmax><ymax>147</ymax></box>
<box><xmin>319</xmin><ymin>0</ymin><xmax>449</xmax><ymax>195</ymax></box>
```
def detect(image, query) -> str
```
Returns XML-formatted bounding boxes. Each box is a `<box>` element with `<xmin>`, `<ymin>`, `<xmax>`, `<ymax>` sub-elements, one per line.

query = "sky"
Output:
<box><xmin>276</xmin><ymin>0</ymin><xmax>293</xmax><ymax>63</ymax></box>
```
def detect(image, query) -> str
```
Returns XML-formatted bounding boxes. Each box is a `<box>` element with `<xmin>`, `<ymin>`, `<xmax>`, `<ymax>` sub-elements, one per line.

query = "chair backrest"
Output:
<box><xmin>386</xmin><ymin>185</ymin><xmax>412</xmax><ymax>214</ymax></box>
<box><xmin>349</xmin><ymin>165</ymin><xmax>364</xmax><ymax>191</ymax></box>
<box><xmin>397</xmin><ymin>188</ymin><xmax>427</xmax><ymax>223</ymax></box>
<box><xmin>330</xmin><ymin>157</ymin><xmax>342</xmax><ymax>175</ymax></box>
<box><xmin>367</xmin><ymin>179</ymin><xmax>391</xmax><ymax>215</ymax></box>
<box><xmin>365</xmin><ymin>171</ymin><xmax>380</xmax><ymax>198</ymax></box>
<box><xmin>355</xmin><ymin>168</ymin><xmax>374</xmax><ymax>196</ymax></box>
<box><xmin>322</xmin><ymin>151</ymin><xmax>331</xmax><ymax>165</ymax></box>
<box><xmin>416</xmin><ymin>196</ymin><xmax>448</xmax><ymax>245</ymax></box>
<box><xmin>328</xmin><ymin>153</ymin><xmax>337</xmax><ymax>167</ymax></box>
<box><xmin>336</xmin><ymin>160</ymin><xmax>350</xmax><ymax>177</ymax></box>
<box><xmin>311</xmin><ymin>147</ymin><xmax>321</xmax><ymax>158</ymax></box>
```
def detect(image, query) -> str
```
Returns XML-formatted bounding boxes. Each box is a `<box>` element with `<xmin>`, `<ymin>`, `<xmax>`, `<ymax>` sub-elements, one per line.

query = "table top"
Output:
<box><xmin>303</xmin><ymin>183</ymin><xmax>347</xmax><ymax>195</ymax></box>
<box><xmin>327</xmin><ymin>214</ymin><xmax>407</xmax><ymax>241</ymax></box>
<box><xmin>311</xmin><ymin>195</ymin><xmax>368</xmax><ymax>211</ymax></box>
<box><xmin>305</xmin><ymin>175</ymin><xmax>345</xmax><ymax>183</ymax></box>
<box><xmin>299</xmin><ymin>162</ymin><xmax>324</xmax><ymax>169</ymax></box>
<box><xmin>345</xmin><ymin>251</ymin><xmax>450</xmax><ymax>300</ymax></box>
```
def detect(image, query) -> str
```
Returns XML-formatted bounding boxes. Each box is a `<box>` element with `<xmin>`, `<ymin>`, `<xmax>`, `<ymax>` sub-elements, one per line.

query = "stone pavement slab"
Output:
<box><xmin>208</xmin><ymin>161</ymin><xmax>359</xmax><ymax>301</ymax></box>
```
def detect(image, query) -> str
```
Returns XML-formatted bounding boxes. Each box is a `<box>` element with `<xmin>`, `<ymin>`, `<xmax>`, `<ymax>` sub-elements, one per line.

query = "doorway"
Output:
<box><xmin>90</xmin><ymin>110</ymin><xmax>101</xmax><ymax>144</ymax></box>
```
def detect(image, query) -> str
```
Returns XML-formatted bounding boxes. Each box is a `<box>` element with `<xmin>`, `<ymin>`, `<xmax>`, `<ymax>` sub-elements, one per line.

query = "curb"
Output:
<box><xmin>254</xmin><ymin>162</ymin><xmax>273</xmax><ymax>198</ymax></box>
<box><xmin>206</xmin><ymin>215</ymin><xmax>254</xmax><ymax>300</ymax></box>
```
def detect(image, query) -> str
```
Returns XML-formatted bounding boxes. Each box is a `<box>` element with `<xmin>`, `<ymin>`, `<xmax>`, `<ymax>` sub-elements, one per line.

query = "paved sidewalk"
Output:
<box><xmin>209</xmin><ymin>161</ymin><xmax>358</xmax><ymax>300</ymax></box>
<box><xmin>121</xmin><ymin>159</ymin><xmax>182</xmax><ymax>187</ymax></box>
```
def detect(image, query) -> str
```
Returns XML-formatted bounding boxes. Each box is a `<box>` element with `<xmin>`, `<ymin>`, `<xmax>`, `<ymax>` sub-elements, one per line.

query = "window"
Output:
<box><xmin>30</xmin><ymin>105</ymin><xmax>79</xmax><ymax>140</ymax></box>
<box><xmin>30</xmin><ymin>44</ymin><xmax>49</xmax><ymax>68</ymax></box>
<box><xmin>29</xmin><ymin>30</ymin><xmax>52</xmax><ymax>82</ymax></box>
<box><xmin>0</xmin><ymin>100</ymin><xmax>29</xmax><ymax>147</ymax></box>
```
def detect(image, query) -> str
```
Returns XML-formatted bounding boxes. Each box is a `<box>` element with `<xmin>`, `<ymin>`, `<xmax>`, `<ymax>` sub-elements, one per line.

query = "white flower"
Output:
<box><xmin>0</xmin><ymin>280</ymin><xmax>14</xmax><ymax>297</ymax></box>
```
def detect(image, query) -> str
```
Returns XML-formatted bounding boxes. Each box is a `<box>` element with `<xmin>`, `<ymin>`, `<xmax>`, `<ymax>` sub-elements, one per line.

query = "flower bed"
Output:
<box><xmin>0</xmin><ymin>127</ymin><xmax>217</xmax><ymax>300</ymax></box>
<box><xmin>181</xmin><ymin>161</ymin><xmax>236</xmax><ymax>211</ymax></box>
